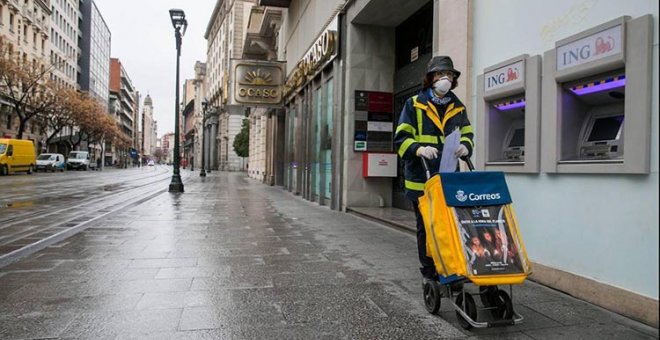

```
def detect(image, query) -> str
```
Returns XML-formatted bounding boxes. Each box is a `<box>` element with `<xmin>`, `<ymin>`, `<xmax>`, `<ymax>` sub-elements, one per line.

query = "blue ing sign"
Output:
<box><xmin>440</xmin><ymin>171</ymin><xmax>512</xmax><ymax>207</ymax></box>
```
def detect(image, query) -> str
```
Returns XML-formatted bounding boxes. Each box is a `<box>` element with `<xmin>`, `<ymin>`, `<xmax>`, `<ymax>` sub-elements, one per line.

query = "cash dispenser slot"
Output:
<box><xmin>503</xmin><ymin>122</ymin><xmax>525</xmax><ymax>162</ymax></box>
<box><xmin>559</xmin><ymin>72</ymin><xmax>625</xmax><ymax>164</ymax></box>
<box><xmin>486</xmin><ymin>97</ymin><xmax>526</xmax><ymax>165</ymax></box>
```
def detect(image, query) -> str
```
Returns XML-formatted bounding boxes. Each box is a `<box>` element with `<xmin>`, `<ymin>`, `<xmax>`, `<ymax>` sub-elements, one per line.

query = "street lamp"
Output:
<box><xmin>168</xmin><ymin>8</ymin><xmax>187</xmax><ymax>193</ymax></box>
<box><xmin>200</xmin><ymin>99</ymin><xmax>208</xmax><ymax>177</ymax></box>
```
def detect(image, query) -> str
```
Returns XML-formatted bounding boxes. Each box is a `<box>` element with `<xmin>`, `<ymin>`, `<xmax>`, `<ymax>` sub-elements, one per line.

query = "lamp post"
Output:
<box><xmin>200</xmin><ymin>99</ymin><xmax>208</xmax><ymax>177</ymax></box>
<box><xmin>168</xmin><ymin>9</ymin><xmax>187</xmax><ymax>193</ymax></box>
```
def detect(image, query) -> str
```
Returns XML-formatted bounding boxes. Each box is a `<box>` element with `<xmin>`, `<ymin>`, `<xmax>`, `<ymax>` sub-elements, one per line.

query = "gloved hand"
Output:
<box><xmin>454</xmin><ymin>144</ymin><xmax>469</xmax><ymax>158</ymax></box>
<box><xmin>416</xmin><ymin>146</ymin><xmax>439</xmax><ymax>160</ymax></box>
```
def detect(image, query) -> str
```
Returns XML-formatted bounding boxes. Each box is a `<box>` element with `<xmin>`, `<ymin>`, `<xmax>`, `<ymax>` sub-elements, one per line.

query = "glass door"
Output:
<box><xmin>322</xmin><ymin>79</ymin><xmax>333</xmax><ymax>200</ymax></box>
<box><xmin>312</xmin><ymin>87</ymin><xmax>321</xmax><ymax>199</ymax></box>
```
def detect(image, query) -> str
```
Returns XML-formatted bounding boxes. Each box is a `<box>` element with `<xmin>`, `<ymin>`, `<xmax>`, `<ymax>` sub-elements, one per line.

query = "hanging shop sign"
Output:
<box><xmin>229</xmin><ymin>59</ymin><xmax>285</xmax><ymax>106</ymax></box>
<box><xmin>282</xmin><ymin>16</ymin><xmax>339</xmax><ymax>98</ymax></box>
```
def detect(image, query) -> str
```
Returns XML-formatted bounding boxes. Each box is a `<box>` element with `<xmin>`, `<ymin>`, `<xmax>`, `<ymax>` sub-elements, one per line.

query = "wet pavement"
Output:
<box><xmin>0</xmin><ymin>166</ymin><xmax>186</xmax><ymax>267</ymax></box>
<box><xmin>0</xmin><ymin>171</ymin><xmax>657</xmax><ymax>339</ymax></box>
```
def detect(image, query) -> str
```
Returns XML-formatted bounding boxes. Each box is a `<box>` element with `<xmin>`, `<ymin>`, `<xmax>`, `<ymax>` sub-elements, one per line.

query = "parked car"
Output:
<box><xmin>36</xmin><ymin>153</ymin><xmax>66</xmax><ymax>172</ymax></box>
<box><xmin>0</xmin><ymin>138</ymin><xmax>36</xmax><ymax>176</ymax></box>
<box><xmin>147</xmin><ymin>160</ymin><xmax>155</xmax><ymax>166</ymax></box>
<box><xmin>66</xmin><ymin>151</ymin><xmax>90</xmax><ymax>170</ymax></box>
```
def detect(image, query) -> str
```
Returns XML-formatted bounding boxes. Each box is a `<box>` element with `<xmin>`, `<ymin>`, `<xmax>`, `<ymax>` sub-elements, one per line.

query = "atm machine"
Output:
<box><xmin>502</xmin><ymin>119</ymin><xmax>525</xmax><ymax>162</ymax></box>
<box><xmin>476</xmin><ymin>54</ymin><xmax>541</xmax><ymax>173</ymax></box>
<box><xmin>541</xmin><ymin>15</ymin><xmax>653</xmax><ymax>174</ymax></box>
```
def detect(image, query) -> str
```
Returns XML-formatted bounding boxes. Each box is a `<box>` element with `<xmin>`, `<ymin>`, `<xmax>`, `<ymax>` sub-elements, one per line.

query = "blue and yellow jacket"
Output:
<box><xmin>394</xmin><ymin>89</ymin><xmax>474</xmax><ymax>201</ymax></box>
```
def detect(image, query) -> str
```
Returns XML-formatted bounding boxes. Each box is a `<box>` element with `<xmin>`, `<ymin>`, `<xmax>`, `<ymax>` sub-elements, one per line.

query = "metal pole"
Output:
<box><xmin>200</xmin><ymin>109</ymin><xmax>206</xmax><ymax>177</ymax></box>
<box><xmin>207</xmin><ymin>114</ymin><xmax>213</xmax><ymax>174</ymax></box>
<box><xmin>169</xmin><ymin>26</ymin><xmax>184</xmax><ymax>192</ymax></box>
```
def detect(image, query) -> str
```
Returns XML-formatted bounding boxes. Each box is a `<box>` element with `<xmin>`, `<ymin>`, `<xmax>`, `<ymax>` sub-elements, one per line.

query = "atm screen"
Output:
<box><xmin>508</xmin><ymin>128</ymin><xmax>525</xmax><ymax>147</ymax></box>
<box><xmin>587</xmin><ymin>115</ymin><xmax>624</xmax><ymax>142</ymax></box>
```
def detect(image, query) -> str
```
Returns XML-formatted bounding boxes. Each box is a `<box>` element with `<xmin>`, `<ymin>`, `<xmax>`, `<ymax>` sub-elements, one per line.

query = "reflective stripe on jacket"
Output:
<box><xmin>394</xmin><ymin>90</ymin><xmax>474</xmax><ymax>201</ymax></box>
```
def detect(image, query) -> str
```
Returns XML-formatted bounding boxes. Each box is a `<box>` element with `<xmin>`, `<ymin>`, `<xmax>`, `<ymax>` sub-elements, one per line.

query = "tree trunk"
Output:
<box><xmin>46</xmin><ymin>127</ymin><xmax>63</xmax><ymax>145</ymax></box>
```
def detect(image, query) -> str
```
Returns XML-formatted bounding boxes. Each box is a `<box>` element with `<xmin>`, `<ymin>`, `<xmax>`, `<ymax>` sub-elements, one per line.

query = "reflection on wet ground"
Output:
<box><xmin>0</xmin><ymin>167</ymin><xmax>182</xmax><ymax>267</ymax></box>
<box><xmin>0</xmin><ymin>171</ymin><xmax>656</xmax><ymax>339</ymax></box>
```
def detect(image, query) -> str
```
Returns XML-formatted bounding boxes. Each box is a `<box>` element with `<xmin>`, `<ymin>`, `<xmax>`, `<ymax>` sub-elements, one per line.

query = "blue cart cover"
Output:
<box><xmin>440</xmin><ymin>171</ymin><xmax>512</xmax><ymax>207</ymax></box>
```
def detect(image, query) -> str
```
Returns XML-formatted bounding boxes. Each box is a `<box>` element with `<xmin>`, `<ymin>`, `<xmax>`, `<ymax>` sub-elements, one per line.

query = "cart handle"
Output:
<box><xmin>420</xmin><ymin>156</ymin><xmax>474</xmax><ymax>180</ymax></box>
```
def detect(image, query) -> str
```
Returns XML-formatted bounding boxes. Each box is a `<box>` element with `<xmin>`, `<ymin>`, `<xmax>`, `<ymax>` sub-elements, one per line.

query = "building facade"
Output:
<box><xmin>78</xmin><ymin>0</ymin><xmax>109</xmax><ymax>107</ymax></box>
<box><xmin>205</xmin><ymin>0</ymin><xmax>256</xmax><ymax>171</ymax></box>
<box><xmin>193</xmin><ymin>61</ymin><xmax>208</xmax><ymax>172</ymax></box>
<box><xmin>160</xmin><ymin>131</ymin><xmax>174</xmax><ymax>164</ymax></box>
<box><xmin>49</xmin><ymin>0</ymin><xmax>78</xmax><ymax>90</ymax></box>
<box><xmin>0</xmin><ymin>0</ymin><xmax>52</xmax><ymax>147</ymax></box>
<box><xmin>261</xmin><ymin>0</ymin><xmax>658</xmax><ymax>327</ymax></box>
<box><xmin>242</xmin><ymin>5</ymin><xmax>283</xmax><ymax>184</ymax></box>
<box><xmin>182</xmin><ymin>79</ymin><xmax>196</xmax><ymax>169</ymax></box>
<box><xmin>141</xmin><ymin>94</ymin><xmax>156</xmax><ymax>161</ymax></box>
<box><xmin>108</xmin><ymin>58</ymin><xmax>137</xmax><ymax>166</ymax></box>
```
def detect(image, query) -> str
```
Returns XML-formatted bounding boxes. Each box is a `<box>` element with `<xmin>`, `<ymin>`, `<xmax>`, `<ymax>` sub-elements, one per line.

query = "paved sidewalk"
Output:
<box><xmin>0</xmin><ymin>172</ymin><xmax>657</xmax><ymax>339</ymax></box>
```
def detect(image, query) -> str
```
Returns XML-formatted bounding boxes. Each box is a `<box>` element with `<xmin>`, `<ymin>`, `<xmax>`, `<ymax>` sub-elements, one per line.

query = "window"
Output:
<box><xmin>6</xmin><ymin>114</ymin><xmax>12</xmax><ymax>129</ymax></box>
<box><xmin>9</xmin><ymin>13</ymin><xmax>14</xmax><ymax>31</ymax></box>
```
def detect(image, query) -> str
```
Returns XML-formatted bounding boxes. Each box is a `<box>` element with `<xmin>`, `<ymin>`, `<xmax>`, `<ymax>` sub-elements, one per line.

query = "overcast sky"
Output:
<box><xmin>95</xmin><ymin>0</ymin><xmax>215</xmax><ymax>137</ymax></box>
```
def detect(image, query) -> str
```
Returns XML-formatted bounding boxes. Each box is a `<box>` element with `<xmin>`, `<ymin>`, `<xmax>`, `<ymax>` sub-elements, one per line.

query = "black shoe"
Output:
<box><xmin>420</xmin><ymin>266</ymin><xmax>437</xmax><ymax>281</ymax></box>
<box><xmin>450</xmin><ymin>281</ymin><xmax>464</xmax><ymax>292</ymax></box>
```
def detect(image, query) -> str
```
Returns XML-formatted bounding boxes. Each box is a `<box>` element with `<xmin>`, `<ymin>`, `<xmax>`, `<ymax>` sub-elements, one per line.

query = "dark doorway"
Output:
<box><xmin>392</xmin><ymin>1</ymin><xmax>433</xmax><ymax>210</ymax></box>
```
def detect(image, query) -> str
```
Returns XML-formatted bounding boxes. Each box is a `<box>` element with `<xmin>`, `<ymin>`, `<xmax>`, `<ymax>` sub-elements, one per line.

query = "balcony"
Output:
<box><xmin>257</xmin><ymin>0</ymin><xmax>290</xmax><ymax>7</ymax></box>
<box><xmin>243</xmin><ymin>7</ymin><xmax>282</xmax><ymax>60</ymax></box>
<box><xmin>8</xmin><ymin>0</ymin><xmax>20</xmax><ymax>10</ymax></box>
<box><xmin>22</xmin><ymin>5</ymin><xmax>34</xmax><ymax>23</ymax></box>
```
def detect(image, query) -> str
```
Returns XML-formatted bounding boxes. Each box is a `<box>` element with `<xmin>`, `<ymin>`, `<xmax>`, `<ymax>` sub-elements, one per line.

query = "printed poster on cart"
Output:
<box><xmin>454</xmin><ymin>205</ymin><xmax>524</xmax><ymax>276</ymax></box>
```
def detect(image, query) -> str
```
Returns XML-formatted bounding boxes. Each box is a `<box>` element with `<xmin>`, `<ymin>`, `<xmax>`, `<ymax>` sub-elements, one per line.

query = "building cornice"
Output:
<box><xmin>204</xmin><ymin>0</ymin><xmax>225</xmax><ymax>40</ymax></box>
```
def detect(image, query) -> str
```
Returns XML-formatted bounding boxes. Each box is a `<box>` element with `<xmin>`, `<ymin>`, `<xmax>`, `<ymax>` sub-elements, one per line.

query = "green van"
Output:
<box><xmin>0</xmin><ymin>138</ymin><xmax>37</xmax><ymax>175</ymax></box>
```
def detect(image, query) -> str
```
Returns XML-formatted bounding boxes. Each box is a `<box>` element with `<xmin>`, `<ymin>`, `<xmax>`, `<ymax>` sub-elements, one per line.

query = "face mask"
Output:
<box><xmin>433</xmin><ymin>76</ymin><xmax>452</xmax><ymax>95</ymax></box>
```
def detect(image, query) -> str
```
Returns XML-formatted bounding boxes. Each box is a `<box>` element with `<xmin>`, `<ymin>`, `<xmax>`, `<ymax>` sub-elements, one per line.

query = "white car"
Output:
<box><xmin>147</xmin><ymin>160</ymin><xmax>155</xmax><ymax>166</ymax></box>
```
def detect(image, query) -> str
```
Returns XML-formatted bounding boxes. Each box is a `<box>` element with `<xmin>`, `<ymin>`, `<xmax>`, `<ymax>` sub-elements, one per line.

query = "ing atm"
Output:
<box><xmin>541</xmin><ymin>15</ymin><xmax>653</xmax><ymax>174</ymax></box>
<box><xmin>476</xmin><ymin>54</ymin><xmax>541</xmax><ymax>173</ymax></box>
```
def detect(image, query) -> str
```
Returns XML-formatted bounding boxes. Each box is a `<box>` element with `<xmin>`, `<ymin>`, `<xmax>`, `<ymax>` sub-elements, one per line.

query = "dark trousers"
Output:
<box><xmin>412</xmin><ymin>202</ymin><xmax>436</xmax><ymax>278</ymax></box>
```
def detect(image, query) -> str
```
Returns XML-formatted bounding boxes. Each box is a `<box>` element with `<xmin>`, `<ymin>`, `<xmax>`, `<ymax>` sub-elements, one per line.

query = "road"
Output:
<box><xmin>0</xmin><ymin>165</ymin><xmax>191</xmax><ymax>267</ymax></box>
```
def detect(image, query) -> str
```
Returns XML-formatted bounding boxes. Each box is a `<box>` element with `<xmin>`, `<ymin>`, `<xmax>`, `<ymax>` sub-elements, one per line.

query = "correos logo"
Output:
<box><xmin>468</xmin><ymin>192</ymin><xmax>501</xmax><ymax>201</ymax></box>
<box><xmin>455</xmin><ymin>190</ymin><xmax>468</xmax><ymax>202</ymax></box>
<box><xmin>456</xmin><ymin>189</ymin><xmax>501</xmax><ymax>202</ymax></box>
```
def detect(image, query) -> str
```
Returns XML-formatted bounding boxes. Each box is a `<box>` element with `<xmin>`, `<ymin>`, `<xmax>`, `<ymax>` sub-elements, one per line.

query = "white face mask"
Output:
<box><xmin>433</xmin><ymin>76</ymin><xmax>452</xmax><ymax>95</ymax></box>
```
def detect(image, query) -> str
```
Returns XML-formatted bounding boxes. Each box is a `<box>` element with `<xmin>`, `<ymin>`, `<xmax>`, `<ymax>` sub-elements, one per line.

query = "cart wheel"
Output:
<box><xmin>479</xmin><ymin>285</ymin><xmax>501</xmax><ymax>307</ymax></box>
<box><xmin>455</xmin><ymin>292</ymin><xmax>477</xmax><ymax>329</ymax></box>
<box><xmin>490</xmin><ymin>289</ymin><xmax>514</xmax><ymax>320</ymax></box>
<box><xmin>423</xmin><ymin>280</ymin><xmax>441</xmax><ymax>314</ymax></box>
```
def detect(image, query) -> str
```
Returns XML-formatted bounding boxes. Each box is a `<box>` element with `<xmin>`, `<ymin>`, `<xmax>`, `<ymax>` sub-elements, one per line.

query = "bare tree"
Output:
<box><xmin>38</xmin><ymin>85</ymin><xmax>79</xmax><ymax>146</ymax></box>
<box><xmin>0</xmin><ymin>38</ymin><xmax>56</xmax><ymax>139</ymax></box>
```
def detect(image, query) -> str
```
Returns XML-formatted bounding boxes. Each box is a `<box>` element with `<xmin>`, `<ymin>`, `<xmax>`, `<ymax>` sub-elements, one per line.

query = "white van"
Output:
<box><xmin>67</xmin><ymin>151</ymin><xmax>90</xmax><ymax>170</ymax></box>
<box><xmin>36</xmin><ymin>153</ymin><xmax>66</xmax><ymax>172</ymax></box>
